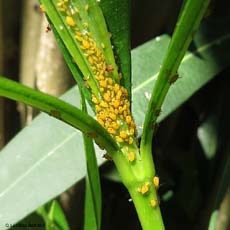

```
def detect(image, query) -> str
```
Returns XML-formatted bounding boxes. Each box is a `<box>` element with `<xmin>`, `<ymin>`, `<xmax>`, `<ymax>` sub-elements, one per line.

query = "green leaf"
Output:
<box><xmin>208</xmin><ymin>210</ymin><xmax>218</xmax><ymax>230</ymax></box>
<box><xmin>81</xmin><ymin>93</ymin><xmax>101</xmax><ymax>230</ymax></box>
<box><xmin>51</xmin><ymin>23</ymin><xmax>94</xmax><ymax>110</ymax></box>
<box><xmin>84</xmin><ymin>180</ymin><xmax>97</xmax><ymax>230</ymax></box>
<box><xmin>41</xmin><ymin>0</ymin><xmax>123</xmax><ymax>98</ymax></box>
<box><xmin>197</xmin><ymin>115</ymin><xmax>218</xmax><ymax>159</ymax></box>
<box><xmin>48</xmin><ymin>201</ymin><xmax>69</xmax><ymax>230</ymax></box>
<box><xmin>1</xmin><ymin>21</ymin><xmax>230</xmax><ymax>228</ymax></box>
<box><xmin>37</xmin><ymin>200</ymin><xmax>70</xmax><ymax>230</ymax></box>
<box><xmin>140</xmin><ymin>0</ymin><xmax>210</xmax><ymax>166</ymax></box>
<box><xmin>100</xmin><ymin>0</ymin><xmax>131</xmax><ymax>96</ymax></box>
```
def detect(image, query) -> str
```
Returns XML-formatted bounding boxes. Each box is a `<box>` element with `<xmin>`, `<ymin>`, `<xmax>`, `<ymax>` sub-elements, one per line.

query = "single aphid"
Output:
<box><xmin>66</xmin><ymin>16</ymin><xmax>75</xmax><ymax>27</ymax></box>
<box><xmin>128</xmin><ymin>152</ymin><xmax>135</xmax><ymax>162</ymax></box>
<box><xmin>120</xmin><ymin>131</ymin><xmax>127</xmax><ymax>139</ymax></box>
<box><xmin>153</xmin><ymin>176</ymin><xmax>160</xmax><ymax>189</ymax></box>
<box><xmin>101</xmin><ymin>43</ymin><xmax>105</xmax><ymax>49</ymax></box>
<box><xmin>139</xmin><ymin>182</ymin><xmax>150</xmax><ymax>195</ymax></box>
<box><xmin>150</xmin><ymin>199</ymin><xmax>158</xmax><ymax>208</ymax></box>
<box><xmin>40</xmin><ymin>4</ymin><xmax>46</xmax><ymax>12</ymax></box>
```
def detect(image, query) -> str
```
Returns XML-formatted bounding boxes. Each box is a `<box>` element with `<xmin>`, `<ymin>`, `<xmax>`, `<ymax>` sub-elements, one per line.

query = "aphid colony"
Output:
<box><xmin>56</xmin><ymin>0</ymin><xmax>136</xmax><ymax>146</ymax></box>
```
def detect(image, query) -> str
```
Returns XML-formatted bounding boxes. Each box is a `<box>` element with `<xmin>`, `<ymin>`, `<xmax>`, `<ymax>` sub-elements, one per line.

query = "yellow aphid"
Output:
<box><xmin>92</xmin><ymin>55</ymin><xmax>99</xmax><ymax>62</ymax></box>
<box><xmin>126</xmin><ymin>101</ymin><xmax>131</xmax><ymax>108</ymax></box>
<box><xmin>120</xmin><ymin>131</ymin><xmax>127</xmax><ymax>139</ymax></box>
<box><xmin>130</xmin><ymin>121</ymin><xmax>136</xmax><ymax>128</ymax></box>
<box><xmin>128</xmin><ymin>137</ymin><xmax>134</xmax><ymax>145</ymax></box>
<box><xmin>88</xmin><ymin>56</ymin><xmax>94</xmax><ymax>64</ymax></box>
<box><xmin>100</xmin><ymin>101</ymin><xmax>108</xmax><ymax>108</ymax></box>
<box><xmin>107</xmin><ymin>78</ymin><xmax>113</xmax><ymax>85</ymax></box>
<box><xmin>129</xmin><ymin>128</ymin><xmax>135</xmax><ymax>135</ymax></box>
<box><xmin>111</xmin><ymin>122</ymin><xmax>119</xmax><ymax>130</ymax></box>
<box><xmin>109</xmin><ymin>113</ymin><xmax>117</xmax><ymax>121</ymax></box>
<box><xmin>75</xmin><ymin>34</ymin><xmax>83</xmax><ymax>42</ymax></box>
<box><xmin>153</xmin><ymin>176</ymin><xmax>160</xmax><ymax>189</ymax></box>
<box><xmin>57</xmin><ymin>2</ymin><xmax>63</xmax><ymax>7</ymax></box>
<box><xmin>116</xmin><ymin>90</ymin><xmax>122</xmax><ymax>99</ymax></box>
<box><xmin>98</xmin><ymin>111</ymin><xmax>107</xmax><ymax>120</ymax></box>
<box><xmin>99</xmin><ymin>80</ymin><xmax>107</xmax><ymax>88</ymax></box>
<box><xmin>103</xmin><ymin>93</ymin><xmax>111</xmax><ymax>102</ymax></box>
<box><xmin>101</xmin><ymin>43</ymin><xmax>105</xmax><ymax>49</ymax></box>
<box><xmin>66</xmin><ymin>16</ymin><xmax>75</xmax><ymax>27</ymax></box>
<box><xmin>82</xmin><ymin>40</ymin><xmax>90</xmax><ymax>49</ymax></box>
<box><xmin>122</xmin><ymin>88</ymin><xmax>128</xmax><ymax>97</ymax></box>
<box><xmin>112</xmin><ymin>100</ymin><xmax>120</xmax><ymax>108</ymax></box>
<box><xmin>92</xmin><ymin>95</ymin><xmax>99</xmax><ymax>104</ymax></box>
<box><xmin>40</xmin><ymin>4</ymin><xmax>45</xmax><ymax>12</ymax></box>
<box><xmin>99</xmin><ymin>87</ymin><xmax>104</xmax><ymax>92</ymax></box>
<box><xmin>90</xmin><ymin>40</ymin><xmax>97</xmax><ymax>48</ymax></box>
<box><xmin>140</xmin><ymin>183</ymin><xmax>150</xmax><ymax>195</ymax></box>
<box><xmin>150</xmin><ymin>199</ymin><xmax>158</xmax><ymax>208</ymax></box>
<box><xmin>116</xmin><ymin>136</ymin><xmax>123</xmax><ymax>143</ymax></box>
<box><xmin>88</xmin><ymin>49</ymin><xmax>95</xmax><ymax>55</ymax></box>
<box><xmin>126</xmin><ymin>115</ymin><xmax>132</xmax><ymax>124</ymax></box>
<box><xmin>107</xmin><ymin>128</ymin><xmax>116</xmax><ymax>135</ymax></box>
<box><xmin>85</xmin><ymin>4</ymin><xmax>89</xmax><ymax>11</ymax></box>
<box><xmin>95</xmin><ymin>105</ymin><xmax>101</xmax><ymax>112</ymax></box>
<box><xmin>114</xmin><ymin>84</ymin><xmax>120</xmax><ymax>93</ymax></box>
<box><xmin>128</xmin><ymin>152</ymin><xmax>135</xmax><ymax>162</ymax></box>
<box><xmin>118</xmin><ymin>106</ymin><xmax>124</xmax><ymax>114</ymax></box>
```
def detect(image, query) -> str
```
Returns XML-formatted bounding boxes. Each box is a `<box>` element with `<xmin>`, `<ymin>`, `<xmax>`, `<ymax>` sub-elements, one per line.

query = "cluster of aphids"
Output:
<box><xmin>138</xmin><ymin>176</ymin><xmax>160</xmax><ymax>208</ymax></box>
<box><xmin>55</xmin><ymin>0</ymin><xmax>137</xmax><ymax>152</ymax></box>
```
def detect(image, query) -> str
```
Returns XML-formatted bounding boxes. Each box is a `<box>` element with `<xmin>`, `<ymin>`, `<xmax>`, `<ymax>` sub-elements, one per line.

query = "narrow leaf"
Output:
<box><xmin>37</xmin><ymin>200</ymin><xmax>69</xmax><ymax>230</ymax></box>
<box><xmin>100</xmin><ymin>0</ymin><xmax>131</xmax><ymax>96</ymax></box>
<box><xmin>81</xmin><ymin>93</ymin><xmax>101</xmax><ymax>230</ymax></box>
<box><xmin>141</xmin><ymin>0</ymin><xmax>211</xmax><ymax>165</ymax></box>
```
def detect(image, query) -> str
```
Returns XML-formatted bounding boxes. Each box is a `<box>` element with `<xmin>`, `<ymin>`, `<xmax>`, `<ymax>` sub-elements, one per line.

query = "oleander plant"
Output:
<box><xmin>0</xmin><ymin>0</ymin><xmax>230</xmax><ymax>229</ymax></box>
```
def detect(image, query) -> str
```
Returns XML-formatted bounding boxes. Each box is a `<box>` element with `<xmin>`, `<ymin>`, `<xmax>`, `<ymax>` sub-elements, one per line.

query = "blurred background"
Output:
<box><xmin>0</xmin><ymin>0</ymin><xmax>229</xmax><ymax>229</ymax></box>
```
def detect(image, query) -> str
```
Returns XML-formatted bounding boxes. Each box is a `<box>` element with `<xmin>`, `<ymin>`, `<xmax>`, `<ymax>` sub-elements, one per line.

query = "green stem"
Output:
<box><xmin>141</xmin><ymin>0</ymin><xmax>210</xmax><ymax>167</ymax></box>
<box><xmin>0</xmin><ymin>76</ymin><xmax>119</xmax><ymax>154</ymax></box>
<box><xmin>128</xmin><ymin>186</ymin><xmax>164</xmax><ymax>230</ymax></box>
<box><xmin>112</xmin><ymin>150</ymin><xmax>164</xmax><ymax>230</ymax></box>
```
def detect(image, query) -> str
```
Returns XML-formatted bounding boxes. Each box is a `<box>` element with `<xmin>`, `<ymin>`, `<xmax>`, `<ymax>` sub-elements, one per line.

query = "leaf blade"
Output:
<box><xmin>81</xmin><ymin>92</ymin><xmax>101</xmax><ymax>230</ymax></box>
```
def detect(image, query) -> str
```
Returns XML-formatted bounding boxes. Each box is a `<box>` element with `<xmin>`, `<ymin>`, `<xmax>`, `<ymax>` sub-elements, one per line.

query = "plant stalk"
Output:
<box><xmin>141</xmin><ymin>0</ymin><xmax>211</xmax><ymax>167</ymax></box>
<box><xmin>112</xmin><ymin>149</ymin><xmax>165</xmax><ymax>230</ymax></box>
